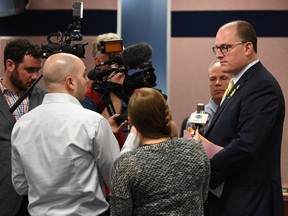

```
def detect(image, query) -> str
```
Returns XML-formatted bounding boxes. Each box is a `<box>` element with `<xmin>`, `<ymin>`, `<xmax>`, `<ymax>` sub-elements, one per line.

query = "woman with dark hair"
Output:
<box><xmin>110</xmin><ymin>87</ymin><xmax>210</xmax><ymax>216</ymax></box>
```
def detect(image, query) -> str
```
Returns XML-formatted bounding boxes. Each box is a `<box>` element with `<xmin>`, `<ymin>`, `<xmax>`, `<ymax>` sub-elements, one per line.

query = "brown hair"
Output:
<box><xmin>235</xmin><ymin>20</ymin><xmax>258</xmax><ymax>53</ymax></box>
<box><xmin>128</xmin><ymin>88</ymin><xmax>173</xmax><ymax>139</ymax></box>
<box><xmin>4</xmin><ymin>38</ymin><xmax>41</xmax><ymax>70</ymax></box>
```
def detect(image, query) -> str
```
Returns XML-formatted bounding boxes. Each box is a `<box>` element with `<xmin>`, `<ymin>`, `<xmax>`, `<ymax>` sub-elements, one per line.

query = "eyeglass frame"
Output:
<box><xmin>212</xmin><ymin>41</ymin><xmax>247</xmax><ymax>55</ymax></box>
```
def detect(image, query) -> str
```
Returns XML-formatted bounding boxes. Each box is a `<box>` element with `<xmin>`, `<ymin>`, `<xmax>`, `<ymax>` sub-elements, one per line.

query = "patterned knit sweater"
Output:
<box><xmin>110</xmin><ymin>137</ymin><xmax>210</xmax><ymax>216</ymax></box>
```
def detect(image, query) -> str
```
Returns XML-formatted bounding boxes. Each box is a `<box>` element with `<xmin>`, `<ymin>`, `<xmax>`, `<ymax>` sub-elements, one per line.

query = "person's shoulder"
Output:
<box><xmin>248</xmin><ymin>63</ymin><xmax>282</xmax><ymax>91</ymax></box>
<box><xmin>174</xmin><ymin>137</ymin><xmax>204</xmax><ymax>150</ymax></box>
<box><xmin>33</xmin><ymin>86</ymin><xmax>47</xmax><ymax>95</ymax></box>
<box><xmin>16</xmin><ymin>104</ymin><xmax>42</xmax><ymax>122</ymax></box>
<box><xmin>114</xmin><ymin>150</ymin><xmax>137</xmax><ymax>167</ymax></box>
<box><xmin>173</xmin><ymin>137</ymin><xmax>195</xmax><ymax>144</ymax></box>
<box><xmin>81</xmin><ymin>106</ymin><xmax>104</xmax><ymax>119</ymax></box>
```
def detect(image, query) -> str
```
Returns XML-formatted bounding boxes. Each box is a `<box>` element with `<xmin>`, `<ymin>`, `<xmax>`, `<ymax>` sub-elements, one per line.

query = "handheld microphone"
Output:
<box><xmin>187</xmin><ymin>103</ymin><xmax>209</xmax><ymax>131</ymax></box>
<box><xmin>121</xmin><ymin>42</ymin><xmax>153</xmax><ymax>70</ymax></box>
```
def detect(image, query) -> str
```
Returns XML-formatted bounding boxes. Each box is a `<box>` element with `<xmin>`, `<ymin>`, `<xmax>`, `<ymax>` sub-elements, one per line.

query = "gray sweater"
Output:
<box><xmin>110</xmin><ymin>137</ymin><xmax>210</xmax><ymax>216</ymax></box>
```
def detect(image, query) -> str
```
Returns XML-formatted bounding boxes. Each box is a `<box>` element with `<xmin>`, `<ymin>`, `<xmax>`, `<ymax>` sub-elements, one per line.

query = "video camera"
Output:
<box><xmin>41</xmin><ymin>1</ymin><xmax>88</xmax><ymax>58</ymax></box>
<box><xmin>89</xmin><ymin>40</ymin><xmax>157</xmax><ymax>99</ymax></box>
<box><xmin>89</xmin><ymin>40</ymin><xmax>166</xmax><ymax>125</ymax></box>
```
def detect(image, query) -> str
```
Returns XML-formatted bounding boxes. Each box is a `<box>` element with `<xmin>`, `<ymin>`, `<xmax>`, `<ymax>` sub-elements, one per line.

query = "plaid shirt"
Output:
<box><xmin>0</xmin><ymin>78</ymin><xmax>29</xmax><ymax>121</ymax></box>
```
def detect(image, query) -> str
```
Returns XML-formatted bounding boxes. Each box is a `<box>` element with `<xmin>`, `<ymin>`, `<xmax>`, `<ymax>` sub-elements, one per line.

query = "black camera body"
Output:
<box><xmin>89</xmin><ymin>40</ymin><xmax>158</xmax><ymax>124</ymax></box>
<box><xmin>90</xmin><ymin>40</ymin><xmax>157</xmax><ymax>98</ymax></box>
<box><xmin>41</xmin><ymin>2</ymin><xmax>87</xmax><ymax>58</ymax></box>
<box><xmin>41</xmin><ymin>32</ymin><xmax>87</xmax><ymax>58</ymax></box>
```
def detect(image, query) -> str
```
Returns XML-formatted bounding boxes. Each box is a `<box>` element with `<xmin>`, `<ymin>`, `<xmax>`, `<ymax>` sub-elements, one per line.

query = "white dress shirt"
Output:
<box><xmin>11</xmin><ymin>93</ymin><xmax>120</xmax><ymax>216</ymax></box>
<box><xmin>120</xmin><ymin>132</ymin><xmax>141</xmax><ymax>155</ymax></box>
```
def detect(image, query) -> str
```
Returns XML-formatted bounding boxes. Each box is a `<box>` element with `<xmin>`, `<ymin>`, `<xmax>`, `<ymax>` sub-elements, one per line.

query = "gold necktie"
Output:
<box><xmin>220</xmin><ymin>79</ymin><xmax>234</xmax><ymax>105</ymax></box>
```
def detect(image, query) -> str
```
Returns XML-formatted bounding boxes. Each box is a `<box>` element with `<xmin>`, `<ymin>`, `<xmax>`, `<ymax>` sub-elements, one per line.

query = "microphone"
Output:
<box><xmin>121</xmin><ymin>42</ymin><xmax>153</xmax><ymax>70</ymax></box>
<box><xmin>187</xmin><ymin>103</ymin><xmax>209</xmax><ymax>131</ymax></box>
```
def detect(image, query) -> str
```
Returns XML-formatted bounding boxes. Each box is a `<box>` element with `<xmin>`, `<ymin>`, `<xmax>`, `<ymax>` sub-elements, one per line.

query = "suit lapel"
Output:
<box><xmin>0</xmin><ymin>93</ymin><xmax>16</xmax><ymax>125</ymax></box>
<box><xmin>29</xmin><ymin>87</ymin><xmax>46</xmax><ymax>110</ymax></box>
<box><xmin>0</xmin><ymin>87</ymin><xmax>44</xmax><ymax>125</ymax></box>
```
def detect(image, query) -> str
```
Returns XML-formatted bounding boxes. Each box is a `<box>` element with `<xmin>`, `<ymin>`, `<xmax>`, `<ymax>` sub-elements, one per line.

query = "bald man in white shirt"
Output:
<box><xmin>11</xmin><ymin>53</ymin><xmax>120</xmax><ymax>216</ymax></box>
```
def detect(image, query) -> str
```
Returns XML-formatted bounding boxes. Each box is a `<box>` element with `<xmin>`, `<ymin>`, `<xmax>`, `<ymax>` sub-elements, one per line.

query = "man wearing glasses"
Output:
<box><xmin>204</xmin><ymin>20</ymin><xmax>285</xmax><ymax>216</ymax></box>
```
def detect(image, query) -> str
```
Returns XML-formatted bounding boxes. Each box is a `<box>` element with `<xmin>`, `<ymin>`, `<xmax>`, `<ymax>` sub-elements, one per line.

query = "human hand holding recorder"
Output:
<box><xmin>187</xmin><ymin>103</ymin><xmax>209</xmax><ymax>135</ymax></box>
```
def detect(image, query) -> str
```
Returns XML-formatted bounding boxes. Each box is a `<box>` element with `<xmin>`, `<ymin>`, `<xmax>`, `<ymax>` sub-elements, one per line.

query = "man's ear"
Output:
<box><xmin>244</xmin><ymin>41</ymin><xmax>253</xmax><ymax>55</ymax></box>
<box><xmin>66</xmin><ymin>76</ymin><xmax>75</xmax><ymax>90</ymax></box>
<box><xmin>6</xmin><ymin>59</ymin><xmax>15</xmax><ymax>72</ymax></box>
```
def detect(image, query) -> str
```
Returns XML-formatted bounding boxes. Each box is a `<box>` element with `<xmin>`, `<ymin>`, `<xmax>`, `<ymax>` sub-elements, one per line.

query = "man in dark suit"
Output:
<box><xmin>204</xmin><ymin>20</ymin><xmax>285</xmax><ymax>215</ymax></box>
<box><xmin>0</xmin><ymin>38</ymin><xmax>46</xmax><ymax>216</ymax></box>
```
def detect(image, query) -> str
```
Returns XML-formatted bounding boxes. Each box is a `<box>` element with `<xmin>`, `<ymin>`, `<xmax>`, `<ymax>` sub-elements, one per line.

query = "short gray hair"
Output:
<box><xmin>91</xmin><ymin>33</ymin><xmax>121</xmax><ymax>58</ymax></box>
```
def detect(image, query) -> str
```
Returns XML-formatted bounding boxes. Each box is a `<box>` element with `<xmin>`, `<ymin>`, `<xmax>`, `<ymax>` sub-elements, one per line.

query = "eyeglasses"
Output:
<box><xmin>212</xmin><ymin>41</ymin><xmax>246</xmax><ymax>55</ymax></box>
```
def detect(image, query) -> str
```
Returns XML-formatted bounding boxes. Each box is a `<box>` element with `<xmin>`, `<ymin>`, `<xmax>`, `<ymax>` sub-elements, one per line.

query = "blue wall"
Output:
<box><xmin>121</xmin><ymin>0</ymin><xmax>167</xmax><ymax>94</ymax></box>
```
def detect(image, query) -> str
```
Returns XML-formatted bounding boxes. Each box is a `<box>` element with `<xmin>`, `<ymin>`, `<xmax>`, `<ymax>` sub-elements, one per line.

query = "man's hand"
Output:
<box><xmin>108</xmin><ymin>113</ymin><xmax>128</xmax><ymax>135</ymax></box>
<box><xmin>108</xmin><ymin>72</ymin><xmax>125</xmax><ymax>85</ymax></box>
<box><xmin>188</xmin><ymin>127</ymin><xmax>202</xmax><ymax>143</ymax></box>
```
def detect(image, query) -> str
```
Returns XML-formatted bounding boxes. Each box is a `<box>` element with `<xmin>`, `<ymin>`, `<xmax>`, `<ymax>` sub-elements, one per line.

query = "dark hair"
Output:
<box><xmin>235</xmin><ymin>20</ymin><xmax>258</xmax><ymax>53</ymax></box>
<box><xmin>4</xmin><ymin>38</ymin><xmax>42</xmax><ymax>69</ymax></box>
<box><xmin>128</xmin><ymin>88</ymin><xmax>173</xmax><ymax>139</ymax></box>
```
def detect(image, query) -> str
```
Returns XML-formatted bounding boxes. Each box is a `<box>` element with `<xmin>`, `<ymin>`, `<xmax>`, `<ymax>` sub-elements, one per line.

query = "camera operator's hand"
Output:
<box><xmin>108</xmin><ymin>72</ymin><xmax>125</xmax><ymax>85</ymax></box>
<box><xmin>108</xmin><ymin>113</ymin><xmax>128</xmax><ymax>135</ymax></box>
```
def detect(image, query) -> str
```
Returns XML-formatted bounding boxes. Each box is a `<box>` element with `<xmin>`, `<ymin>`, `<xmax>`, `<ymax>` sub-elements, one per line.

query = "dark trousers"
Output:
<box><xmin>15</xmin><ymin>195</ymin><xmax>30</xmax><ymax>216</ymax></box>
<box><xmin>99</xmin><ymin>211</ymin><xmax>109</xmax><ymax>216</ymax></box>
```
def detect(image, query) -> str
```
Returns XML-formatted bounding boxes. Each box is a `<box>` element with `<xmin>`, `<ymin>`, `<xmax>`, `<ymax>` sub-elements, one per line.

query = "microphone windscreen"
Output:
<box><xmin>121</xmin><ymin>42</ymin><xmax>153</xmax><ymax>69</ymax></box>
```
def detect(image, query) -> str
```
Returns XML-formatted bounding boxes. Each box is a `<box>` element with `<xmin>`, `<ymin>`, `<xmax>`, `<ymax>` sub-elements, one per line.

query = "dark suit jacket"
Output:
<box><xmin>0</xmin><ymin>86</ymin><xmax>46</xmax><ymax>216</ymax></box>
<box><xmin>204</xmin><ymin>62</ymin><xmax>285</xmax><ymax>216</ymax></box>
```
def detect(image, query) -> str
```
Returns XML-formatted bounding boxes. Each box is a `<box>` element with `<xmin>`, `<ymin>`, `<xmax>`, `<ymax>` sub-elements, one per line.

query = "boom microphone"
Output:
<box><xmin>121</xmin><ymin>42</ymin><xmax>153</xmax><ymax>69</ymax></box>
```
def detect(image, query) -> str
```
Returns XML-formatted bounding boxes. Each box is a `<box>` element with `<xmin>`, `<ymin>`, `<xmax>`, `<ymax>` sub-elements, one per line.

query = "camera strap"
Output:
<box><xmin>103</xmin><ymin>92</ymin><xmax>116</xmax><ymax>117</ymax></box>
